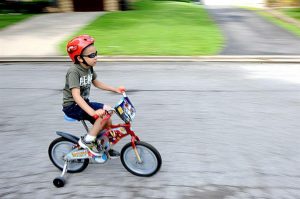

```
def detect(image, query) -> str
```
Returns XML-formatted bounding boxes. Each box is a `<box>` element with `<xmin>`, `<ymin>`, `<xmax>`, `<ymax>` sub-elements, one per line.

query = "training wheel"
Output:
<box><xmin>53</xmin><ymin>177</ymin><xmax>65</xmax><ymax>188</ymax></box>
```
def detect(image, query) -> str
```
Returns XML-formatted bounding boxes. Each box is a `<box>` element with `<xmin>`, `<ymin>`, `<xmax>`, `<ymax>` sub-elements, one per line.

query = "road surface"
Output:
<box><xmin>0</xmin><ymin>62</ymin><xmax>300</xmax><ymax>199</ymax></box>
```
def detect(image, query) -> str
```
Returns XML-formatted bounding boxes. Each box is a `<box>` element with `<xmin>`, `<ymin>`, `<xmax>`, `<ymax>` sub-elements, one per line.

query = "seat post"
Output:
<box><xmin>81</xmin><ymin>120</ymin><xmax>89</xmax><ymax>133</ymax></box>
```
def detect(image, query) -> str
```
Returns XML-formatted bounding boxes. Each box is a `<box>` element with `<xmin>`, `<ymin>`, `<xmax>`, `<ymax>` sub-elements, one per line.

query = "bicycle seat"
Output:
<box><xmin>64</xmin><ymin>115</ymin><xmax>77</xmax><ymax>122</ymax></box>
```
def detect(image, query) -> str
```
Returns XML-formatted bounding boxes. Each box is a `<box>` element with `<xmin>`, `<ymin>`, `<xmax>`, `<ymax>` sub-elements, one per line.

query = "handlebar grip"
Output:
<box><xmin>93</xmin><ymin>114</ymin><xmax>99</xmax><ymax>120</ymax></box>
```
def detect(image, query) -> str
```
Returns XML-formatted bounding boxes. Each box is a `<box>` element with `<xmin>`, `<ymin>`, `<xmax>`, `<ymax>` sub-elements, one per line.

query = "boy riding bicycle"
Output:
<box><xmin>62</xmin><ymin>34</ymin><xmax>124</xmax><ymax>157</ymax></box>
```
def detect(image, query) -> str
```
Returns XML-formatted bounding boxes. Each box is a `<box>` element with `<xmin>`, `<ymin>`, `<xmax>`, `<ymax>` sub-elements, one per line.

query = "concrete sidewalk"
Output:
<box><xmin>0</xmin><ymin>12</ymin><xmax>105</xmax><ymax>56</ymax></box>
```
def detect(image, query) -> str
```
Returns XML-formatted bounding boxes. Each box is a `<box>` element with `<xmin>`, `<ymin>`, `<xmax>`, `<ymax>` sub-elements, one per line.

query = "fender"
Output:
<box><xmin>56</xmin><ymin>131</ymin><xmax>79</xmax><ymax>143</ymax></box>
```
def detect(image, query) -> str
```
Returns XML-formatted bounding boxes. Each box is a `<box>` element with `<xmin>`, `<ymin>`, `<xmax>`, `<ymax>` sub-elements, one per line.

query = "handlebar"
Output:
<box><xmin>99</xmin><ymin>90</ymin><xmax>130</xmax><ymax>125</ymax></box>
<box><xmin>100</xmin><ymin>90</ymin><xmax>124</xmax><ymax>124</ymax></box>
<box><xmin>101</xmin><ymin>91</ymin><xmax>126</xmax><ymax>116</ymax></box>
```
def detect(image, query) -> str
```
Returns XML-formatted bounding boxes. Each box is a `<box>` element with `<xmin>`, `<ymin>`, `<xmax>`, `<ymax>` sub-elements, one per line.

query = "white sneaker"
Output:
<box><xmin>78</xmin><ymin>136</ymin><xmax>102</xmax><ymax>156</ymax></box>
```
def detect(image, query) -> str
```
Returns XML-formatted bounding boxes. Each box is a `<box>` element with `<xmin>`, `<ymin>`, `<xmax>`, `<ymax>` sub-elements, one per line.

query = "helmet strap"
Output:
<box><xmin>80</xmin><ymin>56</ymin><xmax>93</xmax><ymax>67</ymax></box>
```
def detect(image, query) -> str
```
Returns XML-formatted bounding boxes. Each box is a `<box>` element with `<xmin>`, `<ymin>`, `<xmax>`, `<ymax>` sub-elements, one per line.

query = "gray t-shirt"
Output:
<box><xmin>63</xmin><ymin>64</ymin><xmax>97</xmax><ymax>107</ymax></box>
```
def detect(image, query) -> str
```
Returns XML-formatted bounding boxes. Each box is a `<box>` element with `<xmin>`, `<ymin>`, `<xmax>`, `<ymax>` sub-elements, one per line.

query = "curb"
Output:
<box><xmin>1</xmin><ymin>55</ymin><xmax>300</xmax><ymax>63</ymax></box>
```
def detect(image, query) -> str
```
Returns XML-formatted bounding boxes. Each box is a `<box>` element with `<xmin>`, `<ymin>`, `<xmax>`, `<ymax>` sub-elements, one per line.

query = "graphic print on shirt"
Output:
<box><xmin>80</xmin><ymin>73</ymin><xmax>93</xmax><ymax>99</ymax></box>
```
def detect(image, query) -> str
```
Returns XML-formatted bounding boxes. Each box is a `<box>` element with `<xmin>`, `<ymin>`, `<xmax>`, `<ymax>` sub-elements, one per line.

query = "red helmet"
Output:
<box><xmin>66</xmin><ymin>35</ymin><xmax>95</xmax><ymax>63</ymax></box>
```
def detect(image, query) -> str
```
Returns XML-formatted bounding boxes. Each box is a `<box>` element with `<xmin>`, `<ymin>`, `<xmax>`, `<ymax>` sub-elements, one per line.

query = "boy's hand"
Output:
<box><xmin>117</xmin><ymin>86</ymin><xmax>126</xmax><ymax>94</ymax></box>
<box><xmin>93</xmin><ymin>109</ymin><xmax>106</xmax><ymax>119</ymax></box>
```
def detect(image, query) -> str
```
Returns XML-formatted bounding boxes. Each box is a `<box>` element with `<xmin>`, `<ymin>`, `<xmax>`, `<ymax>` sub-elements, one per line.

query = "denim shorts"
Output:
<box><xmin>62</xmin><ymin>100</ymin><xmax>104</xmax><ymax>124</ymax></box>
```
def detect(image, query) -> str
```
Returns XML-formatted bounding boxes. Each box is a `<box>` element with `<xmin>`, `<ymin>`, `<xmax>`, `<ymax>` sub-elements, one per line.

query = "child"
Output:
<box><xmin>63</xmin><ymin>34</ymin><xmax>124</xmax><ymax>157</ymax></box>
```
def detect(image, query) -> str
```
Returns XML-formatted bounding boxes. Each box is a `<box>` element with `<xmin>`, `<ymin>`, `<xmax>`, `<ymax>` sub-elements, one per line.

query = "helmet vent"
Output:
<box><xmin>67</xmin><ymin>45</ymin><xmax>77</xmax><ymax>53</ymax></box>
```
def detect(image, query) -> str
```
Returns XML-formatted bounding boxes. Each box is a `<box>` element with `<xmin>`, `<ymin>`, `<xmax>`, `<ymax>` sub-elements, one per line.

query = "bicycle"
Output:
<box><xmin>48</xmin><ymin>91</ymin><xmax>162</xmax><ymax>188</ymax></box>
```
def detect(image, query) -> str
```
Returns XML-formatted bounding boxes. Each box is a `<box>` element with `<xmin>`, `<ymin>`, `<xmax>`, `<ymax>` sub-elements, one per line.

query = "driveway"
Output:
<box><xmin>206</xmin><ymin>6</ymin><xmax>300</xmax><ymax>55</ymax></box>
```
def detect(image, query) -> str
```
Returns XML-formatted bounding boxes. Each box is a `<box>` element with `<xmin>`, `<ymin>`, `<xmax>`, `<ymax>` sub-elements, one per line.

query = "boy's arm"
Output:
<box><xmin>93</xmin><ymin>79</ymin><xmax>122</xmax><ymax>93</ymax></box>
<box><xmin>71</xmin><ymin>88</ymin><xmax>96</xmax><ymax>116</ymax></box>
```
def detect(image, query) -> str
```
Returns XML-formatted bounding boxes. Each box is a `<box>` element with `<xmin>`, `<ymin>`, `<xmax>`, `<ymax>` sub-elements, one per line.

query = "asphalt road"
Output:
<box><xmin>0</xmin><ymin>62</ymin><xmax>300</xmax><ymax>199</ymax></box>
<box><xmin>206</xmin><ymin>6</ymin><xmax>300</xmax><ymax>55</ymax></box>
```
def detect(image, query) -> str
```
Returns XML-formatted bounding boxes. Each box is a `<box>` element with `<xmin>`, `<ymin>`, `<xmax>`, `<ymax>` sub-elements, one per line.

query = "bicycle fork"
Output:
<box><xmin>133</xmin><ymin>147</ymin><xmax>142</xmax><ymax>163</ymax></box>
<box><xmin>131</xmin><ymin>136</ymin><xmax>142</xmax><ymax>163</ymax></box>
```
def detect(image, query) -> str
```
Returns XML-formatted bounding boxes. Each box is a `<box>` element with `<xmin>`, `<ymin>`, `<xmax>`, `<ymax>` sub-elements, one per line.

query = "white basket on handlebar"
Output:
<box><xmin>114</xmin><ymin>95</ymin><xmax>136</xmax><ymax>123</ymax></box>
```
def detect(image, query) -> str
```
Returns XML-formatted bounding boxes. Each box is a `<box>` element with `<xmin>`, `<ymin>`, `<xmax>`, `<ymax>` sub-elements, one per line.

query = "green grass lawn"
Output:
<box><xmin>60</xmin><ymin>0</ymin><xmax>224</xmax><ymax>56</ymax></box>
<box><xmin>255</xmin><ymin>9</ymin><xmax>300</xmax><ymax>37</ymax></box>
<box><xmin>282</xmin><ymin>8</ymin><xmax>300</xmax><ymax>20</ymax></box>
<box><xmin>0</xmin><ymin>13</ymin><xmax>34</xmax><ymax>30</ymax></box>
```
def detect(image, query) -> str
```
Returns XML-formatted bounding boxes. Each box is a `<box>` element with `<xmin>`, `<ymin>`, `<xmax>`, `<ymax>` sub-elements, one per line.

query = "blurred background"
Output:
<box><xmin>1</xmin><ymin>1</ymin><xmax>300</xmax><ymax>198</ymax></box>
<box><xmin>0</xmin><ymin>0</ymin><xmax>130</xmax><ymax>13</ymax></box>
<box><xmin>1</xmin><ymin>0</ymin><xmax>300</xmax><ymax>56</ymax></box>
<box><xmin>1</xmin><ymin>0</ymin><xmax>299</xmax><ymax>13</ymax></box>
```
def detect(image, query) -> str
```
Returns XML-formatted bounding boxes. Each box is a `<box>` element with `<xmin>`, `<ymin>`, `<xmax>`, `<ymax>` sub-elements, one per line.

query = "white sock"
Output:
<box><xmin>84</xmin><ymin>134</ymin><xmax>96</xmax><ymax>142</ymax></box>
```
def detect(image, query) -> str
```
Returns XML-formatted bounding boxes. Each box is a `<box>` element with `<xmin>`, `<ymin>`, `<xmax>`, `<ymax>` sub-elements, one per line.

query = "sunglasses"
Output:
<box><xmin>82</xmin><ymin>51</ymin><xmax>97</xmax><ymax>58</ymax></box>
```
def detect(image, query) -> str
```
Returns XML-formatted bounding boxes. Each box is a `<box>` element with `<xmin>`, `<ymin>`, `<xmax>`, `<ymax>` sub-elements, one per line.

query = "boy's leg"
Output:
<box><xmin>77</xmin><ymin>102</ymin><xmax>104</xmax><ymax>155</ymax></box>
<box><xmin>88</xmin><ymin>103</ymin><xmax>119</xmax><ymax>157</ymax></box>
<box><xmin>79</xmin><ymin>102</ymin><xmax>120</xmax><ymax>157</ymax></box>
<box><xmin>88</xmin><ymin>116</ymin><xmax>107</xmax><ymax>136</ymax></box>
<box><xmin>80</xmin><ymin>116</ymin><xmax>119</xmax><ymax>157</ymax></box>
<box><xmin>63</xmin><ymin>102</ymin><xmax>112</xmax><ymax>156</ymax></box>
<box><xmin>78</xmin><ymin>116</ymin><xmax>106</xmax><ymax>156</ymax></box>
<box><xmin>86</xmin><ymin>102</ymin><xmax>108</xmax><ymax>136</ymax></box>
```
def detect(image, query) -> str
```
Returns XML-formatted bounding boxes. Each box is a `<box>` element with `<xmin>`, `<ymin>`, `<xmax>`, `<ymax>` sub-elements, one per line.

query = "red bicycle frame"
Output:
<box><xmin>105</xmin><ymin>123</ymin><xmax>140</xmax><ymax>145</ymax></box>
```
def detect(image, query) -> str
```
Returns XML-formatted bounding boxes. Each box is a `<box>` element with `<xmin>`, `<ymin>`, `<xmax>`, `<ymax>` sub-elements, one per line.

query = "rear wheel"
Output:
<box><xmin>121</xmin><ymin>141</ymin><xmax>162</xmax><ymax>177</ymax></box>
<box><xmin>48</xmin><ymin>137</ymin><xmax>89</xmax><ymax>173</ymax></box>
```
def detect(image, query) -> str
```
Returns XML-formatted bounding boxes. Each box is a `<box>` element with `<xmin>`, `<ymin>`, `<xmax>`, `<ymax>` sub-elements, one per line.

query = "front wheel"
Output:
<box><xmin>121</xmin><ymin>141</ymin><xmax>162</xmax><ymax>177</ymax></box>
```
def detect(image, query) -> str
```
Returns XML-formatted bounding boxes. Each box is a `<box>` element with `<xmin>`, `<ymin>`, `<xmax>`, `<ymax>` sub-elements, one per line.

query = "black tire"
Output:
<box><xmin>53</xmin><ymin>177</ymin><xmax>65</xmax><ymax>188</ymax></box>
<box><xmin>48</xmin><ymin>137</ymin><xmax>89</xmax><ymax>173</ymax></box>
<box><xmin>121</xmin><ymin>141</ymin><xmax>162</xmax><ymax>177</ymax></box>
